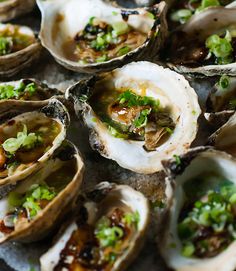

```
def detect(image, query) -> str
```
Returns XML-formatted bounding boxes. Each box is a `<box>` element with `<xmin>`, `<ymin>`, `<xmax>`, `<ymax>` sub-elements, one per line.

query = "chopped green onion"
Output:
<box><xmin>118</xmin><ymin>46</ymin><xmax>131</xmax><ymax>56</ymax></box>
<box><xmin>218</xmin><ymin>75</ymin><xmax>230</xmax><ymax>89</ymax></box>
<box><xmin>206</xmin><ymin>32</ymin><xmax>233</xmax><ymax>64</ymax></box>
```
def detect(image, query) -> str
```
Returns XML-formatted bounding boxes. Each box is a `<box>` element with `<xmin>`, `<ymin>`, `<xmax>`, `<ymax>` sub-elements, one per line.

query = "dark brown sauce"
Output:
<box><xmin>55</xmin><ymin>207</ymin><xmax>135</xmax><ymax>271</ymax></box>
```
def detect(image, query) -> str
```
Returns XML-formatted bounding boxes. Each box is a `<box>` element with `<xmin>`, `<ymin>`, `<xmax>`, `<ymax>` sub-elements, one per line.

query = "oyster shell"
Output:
<box><xmin>0</xmin><ymin>98</ymin><xmax>69</xmax><ymax>186</ymax></box>
<box><xmin>66</xmin><ymin>61</ymin><xmax>201</xmax><ymax>174</ymax></box>
<box><xmin>0</xmin><ymin>140</ymin><xmax>84</xmax><ymax>243</ymax></box>
<box><xmin>166</xmin><ymin>6</ymin><xmax>236</xmax><ymax>76</ymax></box>
<box><xmin>160</xmin><ymin>147</ymin><xmax>236</xmax><ymax>271</ymax></box>
<box><xmin>0</xmin><ymin>0</ymin><xmax>35</xmax><ymax>22</ymax></box>
<box><xmin>0</xmin><ymin>78</ymin><xmax>63</xmax><ymax>122</ymax></box>
<box><xmin>40</xmin><ymin>182</ymin><xmax>150</xmax><ymax>271</ymax></box>
<box><xmin>209</xmin><ymin>112</ymin><xmax>236</xmax><ymax>157</ymax></box>
<box><xmin>168</xmin><ymin>0</ymin><xmax>235</xmax><ymax>30</ymax></box>
<box><xmin>37</xmin><ymin>0</ymin><xmax>167</xmax><ymax>73</ymax></box>
<box><xmin>0</xmin><ymin>23</ymin><xmax>41</xmax><ymax>77</ymax></box>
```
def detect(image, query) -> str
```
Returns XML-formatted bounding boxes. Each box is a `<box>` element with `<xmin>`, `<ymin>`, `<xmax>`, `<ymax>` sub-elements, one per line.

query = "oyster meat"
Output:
<box><xmin>37</xmin><ymin>0</ymin><xmax>167</xmax><ymax>73</ymax></box>
<box><xmin>0</xmin><ymin>0</ymin><xmax>35</xmax><ymax>22</ymax></box>
<box><xmin>0</xmin><ymin>99</ymin><xmax>69</xmax><ymax>186</ymax></box>
<box><xmin>40</xmin><ymin>182</ymin><xmax>150</xmax><ymax>271</ymax></box>
<box><xmin>0</xmin><ymin>78</ymin><xmax>63</xmax><ymax>121</ymax></box>
<box><xmin>166</xmin><ymin>6</ymin><xmax>236</xmax><ymax>76</ymax></box>
<box><xmin>67</xmin><ymin>61</ymin><xmax>201</xmax><ymax>174</ymax></box>
<box><xmin>0</xmin><ymin>141</ymin><xmax>84</xmax><ymax>243</ymax></box>
<box><xmin>160</xmin><ymin>148</ymin><xmax>236</xmax><ymax>271</ymax></box>
<box><xmin>0</xmin><ymin>23</ymin><xmax>41</xmax><ymax>77</ymax></box>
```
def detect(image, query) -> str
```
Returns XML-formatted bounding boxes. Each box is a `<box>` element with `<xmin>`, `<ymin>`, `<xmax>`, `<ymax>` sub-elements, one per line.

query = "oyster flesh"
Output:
<box><xmin>160</xmin><ymin>147</ymin><xmax>236</xmax><ymax>271</ymax></box>
<box><xmin>0</xmin><ymin>23</ymin><xmax>41</xmax><ymax>77</ymax></box>
<box><xmin>0</xmin><ymin>78</ymin><xmax>63</xmax><ymax>121</ymax></box>
<box><xmin>67</xmin><ymin>61</ymin><xmax>201</xmax><ymax>174</ymax></box>
<box><xmin>166</xmin><ymin>6</ymin><xmax>236</xmax><ymax>76</ymax></box>
<box><xmin>0</xmin><ymin>98</ymin><xmax>69</xmax><ymax>186</ymax></box>
<box><xmin>0</xmin><ymin>0</ymin><xmax>35</xmax><ymax>22</ymax></box>
<box><xmin>0</xmin><ymin>140</ymin><xmax>84</xmax><ymax>243</ymax></box>
<box><xmin>40</xmin><ymin>182</ymin><xmax>150</xmax><ymax>271</ymax></box>
<box><xmin>37</xmin><ymin>0</ymin><xmax>167</xmax><ymax>73</ymax></box>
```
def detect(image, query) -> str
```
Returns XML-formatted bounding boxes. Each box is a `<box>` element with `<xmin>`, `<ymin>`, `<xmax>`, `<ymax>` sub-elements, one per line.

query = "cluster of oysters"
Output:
<box><xmin>0</xmin><ymin>0</ymin><xmax>236</xmax><ymax>270</ymax></box>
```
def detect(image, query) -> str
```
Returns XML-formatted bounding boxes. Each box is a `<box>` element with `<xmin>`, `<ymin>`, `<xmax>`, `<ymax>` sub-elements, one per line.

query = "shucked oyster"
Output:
<box><xmin>40</xmin><ymin>182</ymin><xmax>149</xmax><ymax>271</ymax></box>
<box><xmin>37</xmin><ymin>0</ymin><xmax>167</xmax><ymax>73</ymax></box>
<box><xmin>0</xmin><ymin>78</ymin><xmax>62</xmax><ymax>121</ymax></box>
<box><xmin>166</xmin><ymin>6</ymin><xmax>236</xmax><ymax>76</ymax></box>
<box><xmin>0</xmin><ymin>141</ymin><xmax>84</xmax><ymax>243</ymax></box>
<box><xmin>0</xmin><ymin>0</ymin><xmax>35</xmax><ymax>22</ymax></box>
<box><xmin>0</xmin><ymin>99</ymin><xmax>69</xmax><ymax>186</ymax></box>
<box><xmin>67</xmin><ymin>61</ymin><xmax>201</xmax><ymax>174</ymax></box>
<box><xmin>160</xmin><ymin>148</ymin><xmax>236</xmax><ymax>271</ymax></box>
<box><xmin>0</xmin><ymin>23</ymin><xmax>41</xmax><ymax>77</ymax></box>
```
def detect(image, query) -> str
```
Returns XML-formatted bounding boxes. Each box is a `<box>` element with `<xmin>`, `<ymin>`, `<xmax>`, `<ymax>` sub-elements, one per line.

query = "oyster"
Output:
<box><xmin>37</xmin><ymin>0</ymin><xmax>167</xmax><ymax>73</ymax></box>
<box><xmin>166</xmin><ymin>6</ymin><xmax>236</xmax><ymax>76</ymax></box>
<box><xmin>0</xmin><ymin>23</ymin><xmax>41</xmax><ymax>77</ymax></box>
<box><xmin>168</xmin><ymin>0</ymin><xmax>234</xmax><ymax>30</ymax></box>
<box><xmin>66</xmin><ymin>61</ymin><xmax>201</xmax><ymax>174</ymax></box>
<box><xmin>0</xmin><ymin>78</ymin><xmax>63</xmax><ymax>121</ymax></box>
<box><xmin>0</xmin><ymin>140</ymin><xmax>84</xmax><ymax>243</ymax></box>
<box><xmin>160</xmin><ymin>147</ymin><xmax>236</xmax><ymax>271</ymax></box>
<box><xmin>0</xmin><ymin>0</ymin><xmax>35</xmax><ymax>22</ymax></box>
<box><xmin>40</xmin><ymin>182</ymin><xmax>150</xmax><ymax>271</ymax></box>
<box><xmin>209</xmin><ymin>112</ymin><xmax>236</xmax><ymax>157</ymax></box>
<box><xmin>0</xmin><ymin>98</ymin><xmax>69</xmax><ymax>186</ymax></box>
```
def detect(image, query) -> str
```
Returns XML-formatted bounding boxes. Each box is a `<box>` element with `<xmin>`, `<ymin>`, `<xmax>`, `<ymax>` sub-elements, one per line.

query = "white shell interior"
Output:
<box><xmin>85</xmin><ymin>61</ymin><xmax>201</xmax><ymax>174</ymax></box>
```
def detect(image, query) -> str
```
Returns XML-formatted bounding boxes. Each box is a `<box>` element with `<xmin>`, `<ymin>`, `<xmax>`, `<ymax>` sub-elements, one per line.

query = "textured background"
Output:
<box><xmin>0</xmin><ymin>4</ymin><xmax>215</xmax><ymax>271</ymax></box>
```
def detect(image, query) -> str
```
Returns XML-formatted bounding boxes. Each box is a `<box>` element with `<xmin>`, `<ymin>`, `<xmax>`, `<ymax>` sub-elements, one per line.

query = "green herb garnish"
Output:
<box><xmin>0</xmin><ymin>81</ymin><xmax>37</xmax><ymax>100</ymax></box>
<box><xmin>133</xmin><ymin>108</ymin><xmax>152</xmax><ymax>128</ymax></box>
<box><xmin>117</xmin><ymin>90</ymin><xmax>160</xmax><ymax>110</ymax></box>
<box><xmin>2</xmin><ymin>124</ymin><xmax>42</xmax><ymax>154</ymax></box>
<box><xmin>0</xmin><ymin>36</ymin><xmax>12</xmax><ymax>56</ymax></box>
<box><xmin>178</xmin><ymin>183</ymin><xmax>236</xmax><ymax>258</ymax></box>
<box><xmin>206</xmin><ymin>32</ymin><xmax>233</xmax><ymax>64</ymax></box>
<box><xmin>8</xmin><ymin>184</ymin><xmax>57</xmax><ymax>219</ymax></box>
<box><xmin>95</xmin><ymin>217</ymin><xmax>124</xmax><ymax>247</ymax></box>
<box><xmin>218</xmin><ymin>75</ymin><xmax>230</xmax><ymax>89</ymax></box>
<box><xmin>122</xmin><ymin>211</ymin><xmax>140</xmax><ymax>229</ymax></box>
